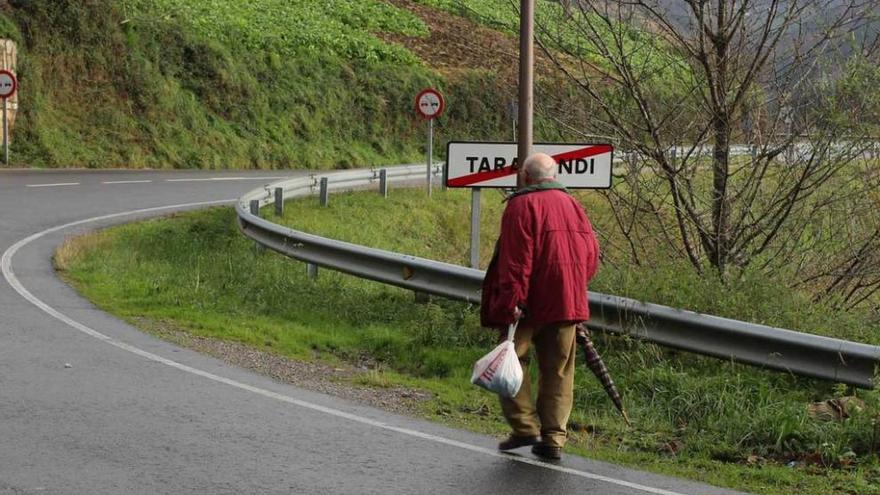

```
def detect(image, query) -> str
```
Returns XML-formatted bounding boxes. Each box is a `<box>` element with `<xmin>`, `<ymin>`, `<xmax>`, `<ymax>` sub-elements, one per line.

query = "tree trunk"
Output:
<box><xmin>711</xmin><ymin>113</ymin><xmax>731</xmax><ymax>272</ymax></box>
<box><xmin>709</xmin><ymin>0</ymin><xmax>731</xmax><ymax>274</ymax></box>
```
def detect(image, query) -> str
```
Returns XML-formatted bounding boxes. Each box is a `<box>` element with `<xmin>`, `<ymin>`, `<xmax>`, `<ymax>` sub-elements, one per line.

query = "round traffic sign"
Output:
<box><xmin>0</xmin><ymin>70</ymin><xmax>16</xmax><ymax>99</ymax></box>
<box><xmin>415</xmin><ymin>88</ymin><xmax>444</xmax><ymax>119</ymax></box>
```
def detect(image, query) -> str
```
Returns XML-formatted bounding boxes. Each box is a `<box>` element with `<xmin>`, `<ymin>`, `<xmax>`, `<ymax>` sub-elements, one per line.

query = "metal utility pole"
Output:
<box><xmin>427</xmin><ymin>117</ymin><xmax>433</xmax><ymax>197</ymax></box>
<box><xmin>2</xmin><ymin>100</ymin><xmax>7</xmax><ymax>165</ymax></box>
<box><xmin>516</xmin><ymin>0</ymin><xmax>535</xmax><ymax>189</ymax></box>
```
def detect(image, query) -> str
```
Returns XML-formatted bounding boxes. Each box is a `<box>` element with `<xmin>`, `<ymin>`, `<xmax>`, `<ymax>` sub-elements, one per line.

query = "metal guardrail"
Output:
<box><xmin>236</xmin><ymin>165</ymin><xmax>880</xmax><ymax>388</ymax></box>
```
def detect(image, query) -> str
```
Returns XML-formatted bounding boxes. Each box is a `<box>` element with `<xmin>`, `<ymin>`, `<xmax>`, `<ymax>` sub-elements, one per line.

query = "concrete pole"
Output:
<box><xmin>319</xmin><ymin>177</ymin><xmax>329</xmax><ymax>207</ymax></box>
<box><xmin>516</xmin><ymin>0</ymin><xmax>535</xmax><ymax>189</ymax></box>
<box><xmin>274</xmin><ymin>187</ymin><xmax>284</xmax><ymax>217</ymax></box>
<box><xmin>379</xmin><ymin>169</ymin><xmax>388</xmax><ymax>198</ymax></box>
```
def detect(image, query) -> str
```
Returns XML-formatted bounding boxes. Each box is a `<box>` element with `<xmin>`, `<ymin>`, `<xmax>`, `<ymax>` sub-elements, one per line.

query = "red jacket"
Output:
<box><xmin>480</xmin><ymin>186</ymin><xmax>599</xmax><ymax>329</ymax></box>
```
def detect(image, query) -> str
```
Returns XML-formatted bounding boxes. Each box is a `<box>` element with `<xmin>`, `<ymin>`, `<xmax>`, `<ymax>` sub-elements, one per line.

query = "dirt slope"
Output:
<box><xmin>381</xmin><ymin>0</ymin><xmax>551</xmax><ymax>84</ymax></box>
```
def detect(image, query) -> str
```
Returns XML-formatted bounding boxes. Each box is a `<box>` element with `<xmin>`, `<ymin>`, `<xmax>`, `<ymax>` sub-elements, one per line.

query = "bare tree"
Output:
<box><xmin>535</xmin><ymin>0</ymin><xmax>880</xmax><ymax>277</ymax></box>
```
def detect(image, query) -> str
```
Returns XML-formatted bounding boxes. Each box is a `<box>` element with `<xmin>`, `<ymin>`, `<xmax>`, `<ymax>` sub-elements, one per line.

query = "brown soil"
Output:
<box><xmin>381</xmin><ymin>0</ymin><xmax>554</xmax><ymax>84</ymax></box>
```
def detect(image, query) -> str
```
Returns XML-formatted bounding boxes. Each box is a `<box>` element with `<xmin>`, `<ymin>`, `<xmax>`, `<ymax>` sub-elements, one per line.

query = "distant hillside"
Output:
<box><xmin>0</xmin><ymin>0</ymin><xmax>524</xmax><ymax>169</ymax></box>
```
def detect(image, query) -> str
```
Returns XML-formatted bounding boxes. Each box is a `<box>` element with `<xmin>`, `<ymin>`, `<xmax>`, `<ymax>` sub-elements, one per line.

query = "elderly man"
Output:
<box><xmin>480</xmin><ymin>152</ymin><xmax>600</xmax><ymax>460</ymax></box>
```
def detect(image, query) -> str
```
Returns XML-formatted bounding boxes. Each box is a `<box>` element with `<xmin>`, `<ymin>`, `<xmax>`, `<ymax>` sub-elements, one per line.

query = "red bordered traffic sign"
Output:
<box><xmin>415</xmin><ymin>88</ymin><xmax>444</xmax><ymax>119</ymax></box>
<box><xmin>0</xmin><ymin>69</ymin><xmax>16</xmax><ymax>99</ymax></box>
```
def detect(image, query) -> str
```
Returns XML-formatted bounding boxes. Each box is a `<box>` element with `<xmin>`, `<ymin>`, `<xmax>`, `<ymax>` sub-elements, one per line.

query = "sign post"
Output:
<box><xmin>507</xmin><ymin>101</ymin><xmax>518</xmax><ymax>142</ymax></box>
<box><xmin>428</xmin><ymin>118</ymin><xmax>433</xmax><ymax>196</ymax></box>
<box><xmin>0</xmin><ymin>69</ymin><xmax>17</xmax><ymax>165</ymax></box>
<box><xmin>415</xmin><ymin>88</ymin><xmax>445</xmax><ymax>197</ymax></box>
<box><xmin>470</xmin><ymin>187</ymin><xmax>481</xmax><ymax>268</ymax></box>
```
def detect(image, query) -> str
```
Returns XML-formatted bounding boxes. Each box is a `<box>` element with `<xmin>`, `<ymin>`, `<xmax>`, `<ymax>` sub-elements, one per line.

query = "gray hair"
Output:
<box><xmin>523</xmin><ymin>153</ymin><xmax>557</xmax><ymax>180</ymax></box>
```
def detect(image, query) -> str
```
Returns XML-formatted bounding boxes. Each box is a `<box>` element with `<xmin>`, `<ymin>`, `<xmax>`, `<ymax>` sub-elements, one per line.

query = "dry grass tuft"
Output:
<box><xmin>53</xmin><ymin>232</ymin><xmax>107</xmax><ymax>272</ymax></box>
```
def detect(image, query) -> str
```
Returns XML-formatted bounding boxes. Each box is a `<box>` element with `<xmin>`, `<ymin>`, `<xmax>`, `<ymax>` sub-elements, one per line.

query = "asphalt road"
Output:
<box><xmin>0</xmin><ymin>169</ymin><xmax>747</xmax><ymax>495</ymax></box>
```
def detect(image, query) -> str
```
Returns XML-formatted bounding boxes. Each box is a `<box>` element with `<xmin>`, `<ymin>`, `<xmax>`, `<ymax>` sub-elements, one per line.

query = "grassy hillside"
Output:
<box><xmin>0</xmin><ymin>0</ymin><xmax>687</xmax><ymax>169</ymax></box>
<box><xmin>2</xmin><ymin>0</ymin><xmax>516</xmax><ymax>168</ymax></box>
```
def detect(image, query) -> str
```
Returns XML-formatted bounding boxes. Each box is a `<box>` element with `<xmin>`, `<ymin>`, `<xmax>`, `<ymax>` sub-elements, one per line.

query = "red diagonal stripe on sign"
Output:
<box><xmin>447</xmin><ymin>144</ymin><xmax>613</xmax><ymax>187</ymax></box>
<box><xmin>447</xmin><ymin>167</ymin><xmax>513</xmax><ymax>187</ymax></box>
<box><xmin>551</xmin><ymin>144</ymin><xmax>613</xmax><ymax>162</ymax></box>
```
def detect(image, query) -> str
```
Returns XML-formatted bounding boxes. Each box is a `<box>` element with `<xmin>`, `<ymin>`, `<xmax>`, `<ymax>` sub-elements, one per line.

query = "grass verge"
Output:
<box><xmin>57</xmin><ymin>188</ymin><xmax>880</xmax><ymax>494</ymax></box>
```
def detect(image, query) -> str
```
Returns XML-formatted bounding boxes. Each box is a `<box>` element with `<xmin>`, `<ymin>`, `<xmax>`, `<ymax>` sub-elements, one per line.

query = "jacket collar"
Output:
<box><xmin>504</xmin><ymin>180</ymin><xmax>568</xmax><ymax>202</ymax></box>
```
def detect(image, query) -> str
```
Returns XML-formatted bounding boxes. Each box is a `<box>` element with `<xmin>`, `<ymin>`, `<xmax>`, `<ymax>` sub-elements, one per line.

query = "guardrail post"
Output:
<box><xmin>751</xmin><ymin>145</ymin><xmax>757</xmax><ymax>165</ymax></box>
<box><xmin>274</xmin><ymin>188</ymin><xmax>284</xmax><ymax>217</ymax></box>
<box><xmin>320</xmin><ymin>177</ymin><xmax>329</xmax><ymax>207</ymax></box>
<box><xmin>249</xmin><ymin>200</ymin><xmax>263</xmax><ymax>252</ymax></box>
<box><xmin>307</xmin><ymin>263</ymin><xmax>318</xmax><ymax>280</ymax></box>
<box><xmin>379</xmin><ymin>169</ymin><xmax>388</xmax><ymax>198</ymax></box>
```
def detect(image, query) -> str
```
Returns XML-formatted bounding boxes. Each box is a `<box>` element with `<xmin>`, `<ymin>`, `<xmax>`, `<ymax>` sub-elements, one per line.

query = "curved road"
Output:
<box><xmin>0</xmin><ymin>169</ymin><xmax>745</xmax><ymax>495</ymax></box>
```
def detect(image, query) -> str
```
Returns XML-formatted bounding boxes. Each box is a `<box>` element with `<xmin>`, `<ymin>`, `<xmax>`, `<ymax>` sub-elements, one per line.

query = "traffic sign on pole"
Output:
<box><xmin>0</xmin><ymin>69</ymin><xmax>16</xmax><ymax>165</ymax></box>
<box><xmin>445</xmin><ymin>141</ymin><xmax>614</xmax><ymax>189</ymax></box>
<box><xmin>415</xmin><ymin>88</ymin><xmax>444</xmax><ymax>197</ymax></box>
<box><xmin>0</xmin><ymin>70</ymin><xmax>16</xmax><ymax>99</ymax></box>
<box><xmin>415</xmin><ymin>88</ymin><xmax>444</xmax><ymax>120</ymax></box>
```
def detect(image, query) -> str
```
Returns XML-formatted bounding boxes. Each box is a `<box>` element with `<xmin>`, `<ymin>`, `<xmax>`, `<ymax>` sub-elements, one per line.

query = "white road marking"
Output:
<box><xmin>1</xmin><ymin>202</ymin><xmax>689</xmax><ymax>495</ymax></box>
<box><xmin>26</xmin><ymin>182</ymin><xmax>80</xmax><ymax>188</ymax></box>
<box><xmin>102</xmin><ymin>180</ymin><xmax>153</xmax><ymax>184</ymax></box>
<box><xmin>165</xmin><ymin>177</ymin><xmax>287</xmax><ymax>182</ymax></box>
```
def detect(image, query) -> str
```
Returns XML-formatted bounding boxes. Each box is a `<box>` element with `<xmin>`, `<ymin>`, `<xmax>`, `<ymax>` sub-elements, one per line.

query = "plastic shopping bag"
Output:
<box><xmin>470</xmin><ymin>321</ymin><xmax>523</xmax><ymax>398</ymax></box>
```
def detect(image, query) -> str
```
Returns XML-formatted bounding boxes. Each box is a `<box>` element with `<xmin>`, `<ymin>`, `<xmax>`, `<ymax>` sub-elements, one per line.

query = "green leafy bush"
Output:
<box><xmin>122</xmin><ymin>0</ymin><xmax>428</xmax><ymax>64</ymax></box>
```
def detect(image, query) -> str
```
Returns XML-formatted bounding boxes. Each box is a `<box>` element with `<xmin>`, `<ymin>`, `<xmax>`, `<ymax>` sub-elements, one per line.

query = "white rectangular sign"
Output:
<box><xmin>445</xmin><ymin>141</ymin><xmax>613</xmax><ymax>189</ymax></box>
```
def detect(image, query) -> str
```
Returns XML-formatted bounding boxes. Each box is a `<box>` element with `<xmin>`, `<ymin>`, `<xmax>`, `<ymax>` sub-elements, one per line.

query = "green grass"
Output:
<box><xmin>57</xmin><ymin>188</ymin><xmax>880</xmax><ymax>495</ymax></box>
<box><xmin>5</xmin><ymin>0</ymin><xmax>515</xmax><ymax>168</ymax></box>
<box><xmin>122</xmin><ymin>0</ymin><xmax>428</xmax><ymax>64</ymax></box>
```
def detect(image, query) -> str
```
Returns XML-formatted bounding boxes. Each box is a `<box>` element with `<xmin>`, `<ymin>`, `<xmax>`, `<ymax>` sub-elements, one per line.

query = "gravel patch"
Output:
<box><xmin>133</xmin><ymin>317</ymin><xmax>434</xmax><ymax>416</ymax></box>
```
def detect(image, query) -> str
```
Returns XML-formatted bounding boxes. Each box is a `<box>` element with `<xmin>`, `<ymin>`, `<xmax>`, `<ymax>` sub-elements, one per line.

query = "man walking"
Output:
<box><xmin>481</xmin><ymin>152</ymin><xmax>600</xmax><ymax>460</ymax></box>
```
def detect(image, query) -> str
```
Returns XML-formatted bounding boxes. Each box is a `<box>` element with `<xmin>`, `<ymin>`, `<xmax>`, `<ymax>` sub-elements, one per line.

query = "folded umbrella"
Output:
<box><xmin>576</xmin><ymin>323</ymin><xmax>632</xmax><ymax>427</ymax></box>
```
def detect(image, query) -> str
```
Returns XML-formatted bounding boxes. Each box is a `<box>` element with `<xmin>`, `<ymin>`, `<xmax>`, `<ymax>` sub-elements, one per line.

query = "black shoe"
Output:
<box><xmin>498</xmin><ymin>435</ymin><xmax>540</xmax><ymax>451</ymax></box>
<box><xmin>531</xmin><ymin>443</ymin><xmax>562</xmax><ymax>460</ymax></box>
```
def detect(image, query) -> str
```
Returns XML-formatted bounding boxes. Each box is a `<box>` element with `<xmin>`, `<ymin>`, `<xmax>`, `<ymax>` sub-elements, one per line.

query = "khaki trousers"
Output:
<box><xmin>500</xmin><ymin>323</ymin><xmax>577</xmax><ymax>448</ymax></box>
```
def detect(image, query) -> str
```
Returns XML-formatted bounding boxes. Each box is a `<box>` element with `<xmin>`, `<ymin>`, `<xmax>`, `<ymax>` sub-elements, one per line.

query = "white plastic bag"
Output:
<box><xmin>470</xmin><ymin>322</ymin><xmax>523</xmax><ymax>398</ymax></box>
